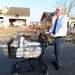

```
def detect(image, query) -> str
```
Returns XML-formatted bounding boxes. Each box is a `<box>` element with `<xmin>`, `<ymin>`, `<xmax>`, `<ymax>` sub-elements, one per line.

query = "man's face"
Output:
<box><xmin>55</xmin><ymin>8</ymin><xmax>62</xmax><ymax>16</ymax></box>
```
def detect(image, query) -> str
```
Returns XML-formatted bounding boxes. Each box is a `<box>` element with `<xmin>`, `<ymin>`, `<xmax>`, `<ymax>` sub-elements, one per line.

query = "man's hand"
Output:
<box><xmin>45</xmin><ymin>32</ymin><xmax>54</xmax><ymax>38</ymax></box>
<box><xmin>45</xmin><ymin>31</ymin><xmax>50</xmax><ymax>35</ymax></box>
<box><xmin>50</xmin><ymin>34</ymin><xmax>54</xmax><ymax>38</ymax></box>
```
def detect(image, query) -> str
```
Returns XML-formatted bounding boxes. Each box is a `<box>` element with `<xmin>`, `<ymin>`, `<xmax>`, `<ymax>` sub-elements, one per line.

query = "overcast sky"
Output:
<box><xmin>0</xmin><ymin>0</ymin><xmax>57</xmax><ymax>21</ymax></box>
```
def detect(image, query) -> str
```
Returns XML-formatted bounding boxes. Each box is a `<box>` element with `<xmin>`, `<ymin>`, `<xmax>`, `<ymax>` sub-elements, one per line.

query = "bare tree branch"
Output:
<box><xmin>56</xmin><ymin>0</ymin><xmax>75</xmax><ymax>17</ymax></box>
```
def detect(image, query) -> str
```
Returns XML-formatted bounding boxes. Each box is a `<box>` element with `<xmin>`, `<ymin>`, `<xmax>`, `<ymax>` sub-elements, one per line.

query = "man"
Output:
<box><xmin>47</xmin><ymin>7</ymin><xmax>67</xmax><ymax>70</ymax></box>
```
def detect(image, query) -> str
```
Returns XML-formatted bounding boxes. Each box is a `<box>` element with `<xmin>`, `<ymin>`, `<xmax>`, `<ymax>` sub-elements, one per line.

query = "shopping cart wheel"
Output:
<box><xmin>42</xmin><ymin>70</ymin><xmax>49</xmax><ymax>75</ymax></box>
<box><xmin>45</xmin><ymin>71</ymin><xmax>49</xmax><ymax>75</ymax></box>
<box><xmin>13</xmin><ymin>73</ymin><xmax>18</xmax><ymax>75</ymax></box>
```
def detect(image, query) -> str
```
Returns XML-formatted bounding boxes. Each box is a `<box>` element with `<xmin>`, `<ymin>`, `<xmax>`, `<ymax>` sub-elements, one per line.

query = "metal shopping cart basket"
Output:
<box><xmin>7</xmin><ymin>33</ymin><xmax>48</xmax><ymax>75</ymax></box>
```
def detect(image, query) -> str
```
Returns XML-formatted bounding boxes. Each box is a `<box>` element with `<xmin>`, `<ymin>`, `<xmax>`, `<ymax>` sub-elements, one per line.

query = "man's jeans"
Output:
<box><xmin>54</xmin><ymin>37</ymin><xmax>65</xmax><ymax>66</ymax></box>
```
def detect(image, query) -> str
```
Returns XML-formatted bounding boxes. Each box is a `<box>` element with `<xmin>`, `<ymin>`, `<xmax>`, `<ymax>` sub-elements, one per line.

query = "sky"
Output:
<box><xmin>0</xmin><ymin>0</ymin><xmax>57</xmax><ymax>22</ymax></box>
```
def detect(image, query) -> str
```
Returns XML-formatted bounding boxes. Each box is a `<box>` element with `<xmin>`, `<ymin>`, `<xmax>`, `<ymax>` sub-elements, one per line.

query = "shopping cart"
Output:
<box><xmin>7</xmin><ymin>33</ymin><xmax>48</xmax><ymax>75</ymax></box>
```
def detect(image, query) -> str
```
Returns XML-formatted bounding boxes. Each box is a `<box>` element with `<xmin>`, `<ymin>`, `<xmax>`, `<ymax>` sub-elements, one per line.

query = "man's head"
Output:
<box><xmin>55</xmin><ymin>6</ymin><xmax>63</xmax><ymax>17</ymax></box>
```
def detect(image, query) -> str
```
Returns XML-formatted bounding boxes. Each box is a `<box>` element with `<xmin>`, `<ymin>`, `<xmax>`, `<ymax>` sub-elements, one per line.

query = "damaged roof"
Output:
<box><xmin>4</xmin><ymin>7</ymin><xmax>30</xmax><ymax>17</ymax></box>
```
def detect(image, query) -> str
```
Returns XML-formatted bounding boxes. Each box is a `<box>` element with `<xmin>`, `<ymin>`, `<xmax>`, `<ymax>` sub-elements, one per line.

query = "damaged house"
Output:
<box><xmin>0</xmin><ymin>7</ymin><xmax>30</xmax><ymax>28</ymax></box>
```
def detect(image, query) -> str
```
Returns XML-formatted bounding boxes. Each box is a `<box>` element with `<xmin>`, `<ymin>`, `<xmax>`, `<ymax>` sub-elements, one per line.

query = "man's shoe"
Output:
<box><xmin>52</xmin><ymin>61</ymin><xmax>62</xmax><ymax>70</ymax></box>
<box><xmin>55</xmin><ymin>64</ymin><xmax>61</xmax><ymax>70</ymax></box>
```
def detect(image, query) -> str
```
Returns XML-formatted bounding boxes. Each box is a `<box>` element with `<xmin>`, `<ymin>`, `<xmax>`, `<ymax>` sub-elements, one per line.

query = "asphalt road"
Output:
<box><xmin>0</xmin><ymin>43</ymin><xmax>75</xmax><ymax>75</ymax></box>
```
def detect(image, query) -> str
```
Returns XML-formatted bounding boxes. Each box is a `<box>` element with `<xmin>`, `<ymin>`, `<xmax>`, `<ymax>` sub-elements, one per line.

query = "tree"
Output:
<box><xmin>56</xmin><ymin>0</ymin><xmax>75</xmax><ymax>17</ymax></box>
